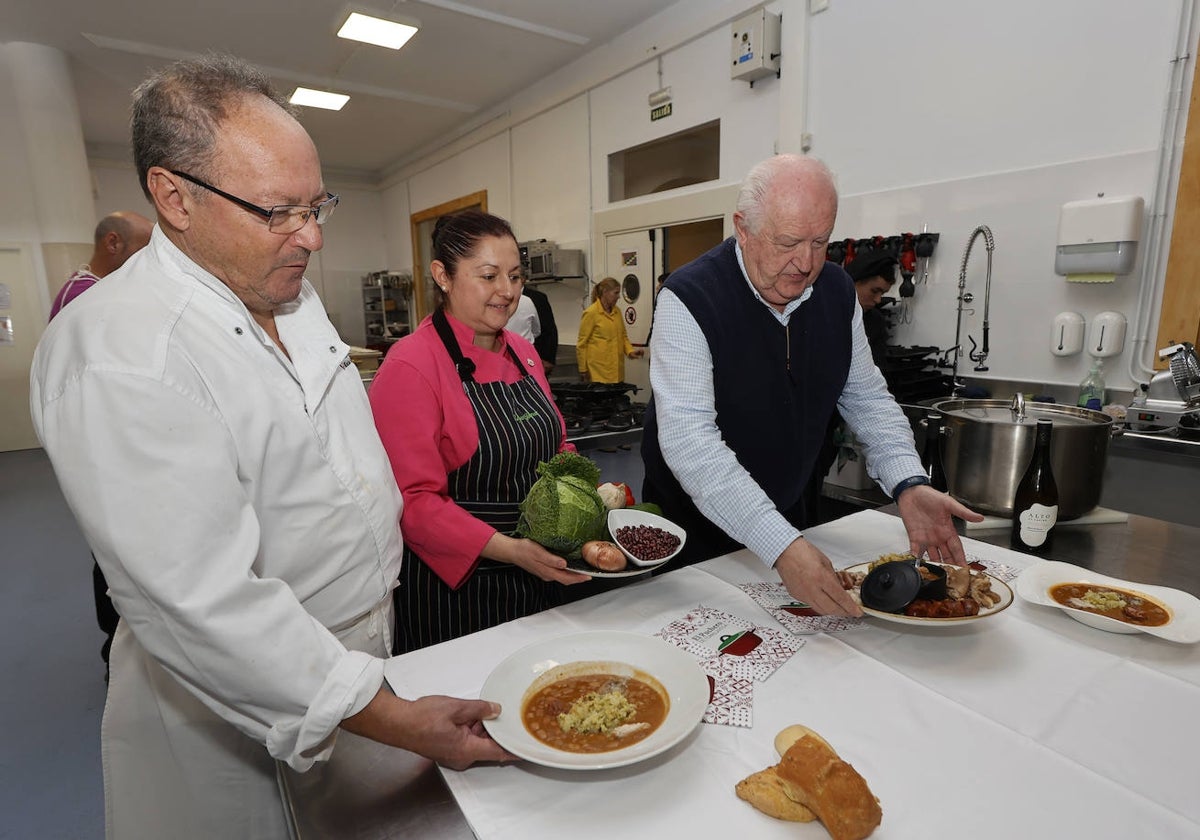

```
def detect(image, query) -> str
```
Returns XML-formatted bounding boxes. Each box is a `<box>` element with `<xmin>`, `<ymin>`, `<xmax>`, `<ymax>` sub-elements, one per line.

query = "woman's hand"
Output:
<box><xmin>629</xmin><ymin>349</ymin><xmax>645</xmax><ymax>359</ymax></box>
<box><xmin>483</xmin><ymin>533</ymin><xmax>591</xmax><ymax>585</ymax></box>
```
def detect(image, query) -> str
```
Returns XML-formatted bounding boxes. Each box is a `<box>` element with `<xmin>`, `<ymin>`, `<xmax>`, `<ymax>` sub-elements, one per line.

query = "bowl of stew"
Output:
<box><xmin>1016</xmin><ymin>560</ymin><xmax>1200</xmax><ymax>643</ymax></box>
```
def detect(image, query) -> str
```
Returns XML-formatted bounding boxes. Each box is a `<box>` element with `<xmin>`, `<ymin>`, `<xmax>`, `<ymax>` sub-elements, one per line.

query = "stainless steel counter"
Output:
<box><xmin>281</xmin><ymin>510</ymin><xmax>1200</xmax><ymax>838</ymax></box>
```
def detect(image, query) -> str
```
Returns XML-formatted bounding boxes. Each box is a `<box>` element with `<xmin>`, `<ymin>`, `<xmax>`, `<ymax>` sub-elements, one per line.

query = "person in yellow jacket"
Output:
<box><xmin>577</xmin><ymin>276</ymin><xmax>644</xmax><ymax>382</ymax></box>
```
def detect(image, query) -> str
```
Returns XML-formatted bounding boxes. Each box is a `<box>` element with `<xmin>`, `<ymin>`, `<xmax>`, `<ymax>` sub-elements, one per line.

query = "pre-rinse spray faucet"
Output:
<box><xmin>952</xmin><ymin>224</ymin><xmax>995</xmax><ymax>393</ymax></box>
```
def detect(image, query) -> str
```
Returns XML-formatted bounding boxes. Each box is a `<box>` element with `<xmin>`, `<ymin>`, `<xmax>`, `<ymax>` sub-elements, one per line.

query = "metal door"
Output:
<box><xmin>604</xmin><ymin>229</ymin><xmax>655</xmax><ymax>347</ymax></box>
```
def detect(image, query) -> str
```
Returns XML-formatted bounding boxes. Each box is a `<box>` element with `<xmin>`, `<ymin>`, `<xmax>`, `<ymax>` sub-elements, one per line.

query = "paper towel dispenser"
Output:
<box><xmin>1054</xmin><ymin>195</ymin><xmax>1144</xmax><ymax>281</ymax></box>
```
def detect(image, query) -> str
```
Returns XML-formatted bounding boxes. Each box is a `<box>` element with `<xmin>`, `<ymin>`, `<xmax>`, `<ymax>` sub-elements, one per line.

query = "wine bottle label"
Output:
<box><xmin>1017</xmin><ymin>503</ymin><xmax>1058</xmax><ymax>546</ymax></box>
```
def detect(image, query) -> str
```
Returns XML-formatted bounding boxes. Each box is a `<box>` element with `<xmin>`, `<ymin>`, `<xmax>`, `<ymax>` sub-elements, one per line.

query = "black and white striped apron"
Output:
<box><xmin>393</xmin><ymin>310</ymin><xmax>562</xmax><ymax>654</ymax></box>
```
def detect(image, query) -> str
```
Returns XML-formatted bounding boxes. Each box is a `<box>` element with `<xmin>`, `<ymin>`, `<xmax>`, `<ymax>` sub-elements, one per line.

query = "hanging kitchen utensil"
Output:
<box><xmin>827</xmin><ymin>239</ymin><xmax>846</xmax><ymax>265</ymax></box>
<box><xmin>914</xmin><ymin>231</ymin><xmax>939</xmax><ymax>285</ymax></box>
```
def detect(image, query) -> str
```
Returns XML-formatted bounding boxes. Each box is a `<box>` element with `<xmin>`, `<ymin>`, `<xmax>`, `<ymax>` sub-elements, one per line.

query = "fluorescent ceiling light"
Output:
<box><xmin>289</xmin><ymin>87</ymin><xmax>350</xmax><ymax>111</ymax></box>
<box><xmin>337</xmin><ymin>12</ymin><xmax>419</xmax><ymax>50</ymax></box>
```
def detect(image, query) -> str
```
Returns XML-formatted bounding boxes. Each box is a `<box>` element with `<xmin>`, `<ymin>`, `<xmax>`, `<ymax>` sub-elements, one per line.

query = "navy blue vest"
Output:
<box><xmin>641</xmin><ymin>238</ymin><xmax>854</xmax><ymax>561</ymax></box>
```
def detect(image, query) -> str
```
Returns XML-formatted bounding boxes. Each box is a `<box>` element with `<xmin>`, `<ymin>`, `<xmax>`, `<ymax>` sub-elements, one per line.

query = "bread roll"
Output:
<box><xmin>735</xmin><ymin>766</ymin><xmax>817</xmax><ymax>822</ymax></box>
<box><xmin>775</xmin><ymin>733</ymin><xmax>882</xmax><ymax>840</ymax></box>
<box><xmin>774</xmin><ymin>723</ymin><xmax>832</xmax><ymax>756</ymax></box>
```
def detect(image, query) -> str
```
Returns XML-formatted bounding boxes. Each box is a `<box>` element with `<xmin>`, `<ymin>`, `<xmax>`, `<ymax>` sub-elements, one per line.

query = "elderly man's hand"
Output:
<box><xmin>895</xmin><ymin>484</ymin><xmax>984</xmax><ymax>566</ymax></box>
<box><xmin>774</xmin><ymin>537</ymin><xmax>863</xmax><ymax>617</ymax></box>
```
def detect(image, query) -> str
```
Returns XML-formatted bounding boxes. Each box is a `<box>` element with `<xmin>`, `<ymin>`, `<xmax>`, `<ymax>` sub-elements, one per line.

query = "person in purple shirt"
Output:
<box><xmin>49</xmin><ymin>209</ymin><xmax>153</xmax><ymax>676</ymax></box>
<box><xmin>50</xmin><ymin>210</ymin><xmax>154</xmax><ymax>319</ymax></box>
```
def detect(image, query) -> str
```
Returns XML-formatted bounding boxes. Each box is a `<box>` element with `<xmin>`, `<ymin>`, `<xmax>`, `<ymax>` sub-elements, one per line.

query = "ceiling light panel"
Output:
<box><xmin>290</xmin><ymin>87</ymin><xmax>350</xmax><ymax>111</ymax></box>
<box><xmin>337</xmin><ymin>12</ymin><xmax>419</xmax><ymax>50</ymax></box>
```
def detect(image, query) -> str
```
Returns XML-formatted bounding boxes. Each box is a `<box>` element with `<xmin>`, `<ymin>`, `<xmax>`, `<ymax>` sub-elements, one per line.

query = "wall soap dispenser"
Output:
<box><xmin>1088</xmin><ymin>310</ymin><xmax>1127</xmax><ymax>358</ymax></box>
<box><xmin>1050</xmin><ymin>312</ymin><xmax>1085</xmax><ymax>356</ymax></box>
<box><xmin>1054</xmin><ymin>195</ymin><xmax>1144</xmax><ymax>283</ymax></box>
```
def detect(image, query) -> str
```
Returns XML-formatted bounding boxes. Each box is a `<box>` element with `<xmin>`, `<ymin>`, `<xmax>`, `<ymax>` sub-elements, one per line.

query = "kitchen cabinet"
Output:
<box><xmin>362</xmin><ymin>271</ymin><xmax>412</xmax><ymax>351</ymax></box>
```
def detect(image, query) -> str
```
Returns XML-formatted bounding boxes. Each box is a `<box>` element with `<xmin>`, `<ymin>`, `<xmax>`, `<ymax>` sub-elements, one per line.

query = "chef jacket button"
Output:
<box><xmin>527</xmin><ymin>358</ymin><xmax>535</xmax><ymax>367</ymax></box>
<box><xmin>330</xmin><ymin>346</ymin><xmax>337</xmax><ymax>353</ymax></box>
<box><xmin>234</xmin><ymin>327</ymin><xmax>243</xmax><ymax>335</ymax></box>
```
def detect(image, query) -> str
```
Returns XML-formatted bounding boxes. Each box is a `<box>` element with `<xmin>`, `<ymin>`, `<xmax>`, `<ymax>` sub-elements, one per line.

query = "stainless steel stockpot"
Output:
<box><xmin>930</xmin><ymin>398</ymin><xmax>1113</xmax><ymax>520</ymax></box>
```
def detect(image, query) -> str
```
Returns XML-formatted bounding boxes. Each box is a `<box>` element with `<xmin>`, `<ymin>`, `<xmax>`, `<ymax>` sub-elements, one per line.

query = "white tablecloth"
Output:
<box><xmin>384</xmin><ymin>509</ymin><xmax>1200</xmax><ymax>839</ymax></box>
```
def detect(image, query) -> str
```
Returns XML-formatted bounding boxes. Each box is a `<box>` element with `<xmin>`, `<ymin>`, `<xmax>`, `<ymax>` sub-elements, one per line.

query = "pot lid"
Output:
<box><xmin>931</xmin><ymin>398</ymin><xmax>1111</xmax><ymax>428</ymax></box>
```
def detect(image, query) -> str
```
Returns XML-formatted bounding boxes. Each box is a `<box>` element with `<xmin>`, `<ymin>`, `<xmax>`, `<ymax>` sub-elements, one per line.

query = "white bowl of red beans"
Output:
<box><xmin>607</xmin><ymin>509</ymin><xmax>687</xmax><ymax>568</ymax></box>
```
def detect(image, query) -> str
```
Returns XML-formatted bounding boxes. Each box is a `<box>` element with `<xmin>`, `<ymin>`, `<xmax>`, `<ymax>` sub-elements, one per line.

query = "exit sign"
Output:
<box><xmin>650</xmin><ymin>102</ymin><xmax>672</xmax><ymax>121</ymax></box>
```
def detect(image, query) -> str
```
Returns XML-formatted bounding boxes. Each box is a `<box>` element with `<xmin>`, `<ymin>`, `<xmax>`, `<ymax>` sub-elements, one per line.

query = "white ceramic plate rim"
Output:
<box><xmin>843</xmin><ymin>561</ymin><xmax>1014</xmax><ymax>626</ymax></box>
<box><xmin>1014</xmin><ymin>560</ymin><xmax>1200</xmax><ymax>643</ymax></box>
<box><xmin>479</xmin><ymin>630</ymin><xmax>709</xmax><ymax>770</ymax></box>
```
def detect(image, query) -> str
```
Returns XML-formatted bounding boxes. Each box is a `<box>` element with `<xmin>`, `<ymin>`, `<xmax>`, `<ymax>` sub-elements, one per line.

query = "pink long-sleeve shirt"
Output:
<box><xmin>369</xmin><ymin>311</ymin><xmax>571</xmax><ymax>588</ymax></box>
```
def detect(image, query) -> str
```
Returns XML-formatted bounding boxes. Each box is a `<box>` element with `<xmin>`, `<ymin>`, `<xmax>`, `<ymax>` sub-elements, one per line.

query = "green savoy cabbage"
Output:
<box><xmin>516</xmin><ymin>452</ymin><xmax>606</xmax><ymax>559</ymax></box>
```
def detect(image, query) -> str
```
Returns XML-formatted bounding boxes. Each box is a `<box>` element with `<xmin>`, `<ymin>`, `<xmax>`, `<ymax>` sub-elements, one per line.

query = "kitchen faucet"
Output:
<box><xmin>951</xmin><ymin>224</ymin><xmax>995</xmax><ymax>394</ymax></box>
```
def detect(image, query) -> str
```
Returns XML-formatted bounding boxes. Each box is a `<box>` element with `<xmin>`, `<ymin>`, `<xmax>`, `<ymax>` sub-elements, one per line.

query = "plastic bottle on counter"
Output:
<box><xmin>1010</xmin><ymin>419</ymin><xmax>1058</xmax><ymax>555</ymax></box>
<box><xmin>1076</xmin><ymin>359</ymin><xmax>1105</xmax><ymax>410</ymax></box>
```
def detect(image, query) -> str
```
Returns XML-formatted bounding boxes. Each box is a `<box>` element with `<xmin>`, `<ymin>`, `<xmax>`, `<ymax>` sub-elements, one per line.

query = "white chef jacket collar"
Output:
<box><xmin>149</xmin><ymin>225</ymin><xmax>348</xmax><ymax>403</ymax></box>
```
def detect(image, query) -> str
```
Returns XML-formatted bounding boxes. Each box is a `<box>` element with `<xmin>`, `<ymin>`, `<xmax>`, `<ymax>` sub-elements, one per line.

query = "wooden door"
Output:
<box><xmin>1156</xmin><ymin>49</ymin><xmax>1200</xmax><ymax>362</ymax></box>
<box><xmin>410</xmin><ymin>191</ymin><xmax>487</xmax><ymax>321</ymax></box>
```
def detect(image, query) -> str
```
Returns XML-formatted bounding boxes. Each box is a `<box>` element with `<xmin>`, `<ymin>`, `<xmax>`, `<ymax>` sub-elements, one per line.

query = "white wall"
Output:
<box><xmin>588</xmin><ymin>25</ymin><xmax>780</xmax><ymax>214</ymax></box>
<box><xmin>803</xmin><ymin>0</ymin><xmax>1185</xmax><ymax>395</ymax></box>
<box><xmin>377</xmin><ymin>0</ymin><xmax>1194</xmax><ymax>399</ymax></box>
<box><xmin>91</xmin><ymin>161</ymin><xmax>387</xmax><ymax>347</ymax></box>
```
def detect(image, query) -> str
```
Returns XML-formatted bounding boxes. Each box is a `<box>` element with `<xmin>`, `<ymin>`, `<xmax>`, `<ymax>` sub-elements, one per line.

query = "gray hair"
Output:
<box><xmin>736</xmin><ymin>154</ymin><xmax>838</xmax><ymax>234</ymax></box>
<box><xmin>130</xmin><ymin>53</ymin><xmax>295</xmax><ymax>202</ymax></box>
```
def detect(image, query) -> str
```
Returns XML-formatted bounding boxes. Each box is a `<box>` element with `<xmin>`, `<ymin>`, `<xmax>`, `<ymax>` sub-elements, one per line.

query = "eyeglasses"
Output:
<box><xmin>170</xmin><ymin>170</ymin><xmax>339</xmax><ymax>234</ymax></box>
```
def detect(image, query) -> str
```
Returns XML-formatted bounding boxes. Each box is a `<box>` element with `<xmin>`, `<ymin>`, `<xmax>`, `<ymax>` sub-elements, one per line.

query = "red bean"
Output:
<box><xmin>614</xmin><ymin>525</ymin><xmax>681</xmax><ymax>562</ymax></box>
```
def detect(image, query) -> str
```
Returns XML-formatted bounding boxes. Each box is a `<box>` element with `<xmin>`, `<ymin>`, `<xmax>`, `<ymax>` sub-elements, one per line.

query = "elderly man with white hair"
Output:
<box><xmin>641</xmin><ymin>154</ymin><xmax>982</xmax><ymax>616</ymax></box>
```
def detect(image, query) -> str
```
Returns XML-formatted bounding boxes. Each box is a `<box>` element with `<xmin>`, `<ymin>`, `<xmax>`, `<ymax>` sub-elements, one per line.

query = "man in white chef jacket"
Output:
<box><xmin>30</xmin><ymin>54</ymin><xmax>510</xmax><ymax>838</ymax></box>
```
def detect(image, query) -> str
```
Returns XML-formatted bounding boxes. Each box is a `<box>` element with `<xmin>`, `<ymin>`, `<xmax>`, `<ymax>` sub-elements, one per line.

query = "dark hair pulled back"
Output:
<box><xmin>431</xmin><ymin>210</ymin><xmax>518</xmax><ymax>280</ymax></box>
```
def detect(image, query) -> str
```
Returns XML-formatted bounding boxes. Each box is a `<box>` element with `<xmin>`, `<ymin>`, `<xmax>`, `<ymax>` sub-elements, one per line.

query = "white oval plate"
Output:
<box><xmin>562</xmin><ymin>558</ymin><xmax>656</xmax><ymax>579</ymax></box>
<box><xmin>480</xmin><ymin>631</ymin><xmax>709</xmax><ymax>770</ymax></box>
<box><xmin>1015</xmin><ymin>560</ymin><xmax>1200</xmax><ymax>643</ymax></box>
<box><xmin>843</xmin><ymin>561</ymin><xmax>1014</xmax><ymax>626</ymax></box>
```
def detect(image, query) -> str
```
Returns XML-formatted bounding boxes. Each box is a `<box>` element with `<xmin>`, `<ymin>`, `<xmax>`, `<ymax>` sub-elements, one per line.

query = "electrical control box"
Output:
<box><xmin>731</xmin><ymin>9</ymin><xmax>781</xmax><ymax>83</ymax></box>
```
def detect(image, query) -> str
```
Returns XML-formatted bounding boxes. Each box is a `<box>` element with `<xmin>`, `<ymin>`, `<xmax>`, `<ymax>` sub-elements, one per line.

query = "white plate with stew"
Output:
<box><xmin>1016</xmin><ymin>560</ymin><xmax>1200</xmax><ymax>643</ymax></box>
<box><xmin>479</xmin><ymin>631</ymin><xmax>709</xmax><ymax>770</ymax></box>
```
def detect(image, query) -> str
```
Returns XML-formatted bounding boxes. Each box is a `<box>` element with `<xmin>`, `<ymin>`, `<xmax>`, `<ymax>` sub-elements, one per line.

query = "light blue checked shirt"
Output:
<box><xmin>648</xmin><ymin>241</ymin><xmax>924</xmax><ymax>569</ymax></box>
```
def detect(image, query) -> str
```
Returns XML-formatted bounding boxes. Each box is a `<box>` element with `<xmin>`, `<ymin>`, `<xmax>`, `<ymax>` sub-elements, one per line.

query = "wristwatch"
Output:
<box><xmin>890</xmin><ymin>474</ymin><xmax>931</xmax><ymax>500</ymax></box>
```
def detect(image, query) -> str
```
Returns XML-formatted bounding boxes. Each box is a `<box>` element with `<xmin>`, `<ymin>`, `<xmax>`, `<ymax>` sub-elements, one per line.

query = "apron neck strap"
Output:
<box><xmin>432</xmin><ymin>308</ymin><xmax>527</xmax><ymax>382</ymax></box>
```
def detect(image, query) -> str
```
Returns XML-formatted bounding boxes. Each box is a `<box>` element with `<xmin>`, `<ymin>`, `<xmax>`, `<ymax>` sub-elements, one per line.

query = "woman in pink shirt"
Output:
<box><xmin>369</xmin><ymin>211</ymin><xmax>589</xmax><ymax>653</ymax></box>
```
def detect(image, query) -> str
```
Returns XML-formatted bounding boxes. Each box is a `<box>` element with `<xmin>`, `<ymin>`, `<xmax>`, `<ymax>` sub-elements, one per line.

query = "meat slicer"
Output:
<box><xmin>1127</xmin><ymin>342</ymin><xmax>1200</xmax><ymax>432</ymax></box>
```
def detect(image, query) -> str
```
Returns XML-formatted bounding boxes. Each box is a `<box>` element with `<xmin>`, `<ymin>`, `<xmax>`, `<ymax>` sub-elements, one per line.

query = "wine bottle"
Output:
<box><xmin>1010</xmin><ymin>419</ymin><xmax>1058</xmax><ymax>555</ymax></box>
<box><xmin>922</xmin><ymin>413</ymin><xmax>948</xmax><ymax>492</ymax></box>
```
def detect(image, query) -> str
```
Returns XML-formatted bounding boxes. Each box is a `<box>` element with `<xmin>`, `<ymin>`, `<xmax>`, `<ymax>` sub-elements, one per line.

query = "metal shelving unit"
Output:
<box><xmin>362</xmin><ymin>271</ymin><xmax>413</xmax><ymax>351</ymax></box>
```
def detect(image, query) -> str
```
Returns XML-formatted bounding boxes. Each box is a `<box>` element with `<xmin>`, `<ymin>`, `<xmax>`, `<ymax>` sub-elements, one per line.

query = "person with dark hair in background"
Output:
<box><xmin>845</xmin><ymin>250</ymin><xmax>898</xmax><ymax>366</ymax></box>
<box><xmin>370</xmin><ymin>210</ymin><xmax>588</xmax><ymax>654</ymax></box>
<box><xmin>642</xmin><ymin>154</ymin><xmax>981</xmax><ymax>616</ymax></box>
<box><xmin>31</xmin><ymin>55</ymin><xmax>511</xmax><ymax>838</ymax></box>
<box><xmin>804</xmin><ymin>250</ymin><xmax>900</xmax><ymax>524</ymax></box>
<box><xmin>48</xmin><ymin>209</ymin><xmax>153</xmax><ymax>678</ymax></box>
<box><xmin>523</xmin><ymin>284</ymin><xmax>559</xmax><ymax>374</ymax></box>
